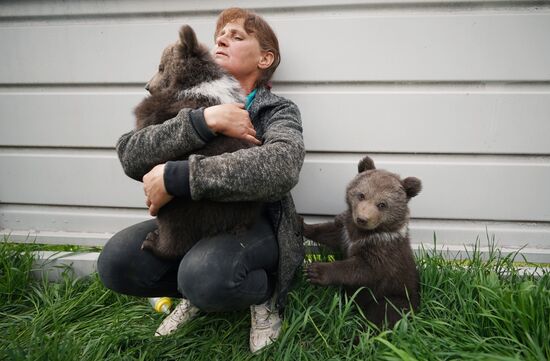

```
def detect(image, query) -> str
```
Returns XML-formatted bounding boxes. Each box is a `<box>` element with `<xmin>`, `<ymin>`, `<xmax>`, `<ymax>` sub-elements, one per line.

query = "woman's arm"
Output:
<box><xmin>116</xmin><ymin>108</ymin><xmax>208</xmax><ymax>181</ymax></box>
<box><xmin>117</xmin><ymin>104</ymin><xmax>261</xmax><ymax>182</ymax></box>
<box><xmin>189</xmin><ymin>99</ymin><xmax>305</xmax><ymax>203</ymax></box>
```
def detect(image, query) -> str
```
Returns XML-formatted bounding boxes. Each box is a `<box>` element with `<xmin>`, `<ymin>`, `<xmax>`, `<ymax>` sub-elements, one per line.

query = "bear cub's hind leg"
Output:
<box><xmin>141</xmin><ymin>228</ymin><xmax>160</xmax><ymax>253</ymax></box>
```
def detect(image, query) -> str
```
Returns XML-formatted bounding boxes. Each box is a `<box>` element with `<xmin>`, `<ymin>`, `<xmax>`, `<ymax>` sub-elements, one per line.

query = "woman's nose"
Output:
<box><xmin>216</xmin><ymin>35</ymin><xmax>228</xmax><ymax>47</ymax></box>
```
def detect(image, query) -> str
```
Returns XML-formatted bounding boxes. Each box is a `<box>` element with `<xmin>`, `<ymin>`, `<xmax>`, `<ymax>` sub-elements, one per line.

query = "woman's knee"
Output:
<box><xmin>97</xmin><ymin>219</ymin><xmax>158</xmax><ymax>293</ymax></box>
<box><xmin>176</xmin><ymin>218</ymin><xmax>278</xmax><ymax>311</ymax></box>
<box><xmin>97</xmin><ymin>234</ymin><xmax>133</xmax><ymax>292</ymax></box>
<box><xmin>177</xmin><ymin>237</ymin><xmax>245</xmax><ymax>311</ymax></box>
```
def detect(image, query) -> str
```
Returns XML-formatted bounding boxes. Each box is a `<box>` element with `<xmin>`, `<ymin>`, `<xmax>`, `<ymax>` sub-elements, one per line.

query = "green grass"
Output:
<box><xmin>0</xmin><ymin>236</ymin><xmax>102</xmax><ymax>253</ymax></box>
<box><xmin>0</xmin><ymin>240</ymin><xmax>548</xmax><ymax>361</ymax></box>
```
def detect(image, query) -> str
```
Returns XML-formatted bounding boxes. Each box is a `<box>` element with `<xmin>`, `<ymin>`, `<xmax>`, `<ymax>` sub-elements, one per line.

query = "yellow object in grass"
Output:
<box><xmin>149</xmin><ymin>297</ymin><xmax>173</xmax><ymax>314</ymax></box>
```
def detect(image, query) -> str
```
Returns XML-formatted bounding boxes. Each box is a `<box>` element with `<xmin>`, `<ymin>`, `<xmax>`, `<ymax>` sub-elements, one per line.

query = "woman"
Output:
<box><xmin>97</xmin><ymin>8</ymin><xmax>305</xmax><ymax>353</ymax></box>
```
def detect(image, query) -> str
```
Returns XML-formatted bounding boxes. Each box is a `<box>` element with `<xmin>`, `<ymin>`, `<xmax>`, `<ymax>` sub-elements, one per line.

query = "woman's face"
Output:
<box><xmin>213</xmin><ymin>20</ymin><xmax>264</xmax><ymax>82</ymax></box>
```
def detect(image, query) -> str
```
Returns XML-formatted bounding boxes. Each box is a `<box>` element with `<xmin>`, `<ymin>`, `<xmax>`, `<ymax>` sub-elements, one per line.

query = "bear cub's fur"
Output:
<box><xmin>134</xmin><ymin>25</ymin><xmax>261</xmax><ymax>259</ymax></box>
<box><xmin>303</xmin><ymin>156</ymin><xmax>421</xmax><ymax>328</ymax></box>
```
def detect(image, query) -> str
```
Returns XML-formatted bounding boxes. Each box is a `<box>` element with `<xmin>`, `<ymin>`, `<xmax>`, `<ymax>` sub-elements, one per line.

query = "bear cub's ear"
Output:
<box><xmin>402</xmin><ymin>177</ymin><xmax>422</xmax><ymax>199</ymax></box>
<box><xmin>358</xmin><ymin>156</ymin><xmax>376</xmax><ymax>173</ymax></box>
<box><xmin>178</xmin><ymin>25</ymin><xmax>200</xmax><ymax>57</ymax></box>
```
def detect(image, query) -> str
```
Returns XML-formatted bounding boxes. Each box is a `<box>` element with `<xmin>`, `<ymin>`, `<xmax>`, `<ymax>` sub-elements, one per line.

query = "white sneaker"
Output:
<box><xmin>154</xmin><ymin>298</ymin><xmax>199</xmax><ymax>337</ymax></box>
<box><xmin>249</xmin><ymin>298</ymin><xmax>282</xmax><ymax>353</ymax></box>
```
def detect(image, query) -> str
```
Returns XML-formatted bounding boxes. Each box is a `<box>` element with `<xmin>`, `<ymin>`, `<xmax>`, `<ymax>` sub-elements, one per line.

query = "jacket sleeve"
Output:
<box><xmin>188</xmin><ymin>99</ymin><xmax>305</xmax><ymax>202</ymax></box>
<box><xmin>116</xmin><ymin>108</ymin><xmax>207</xmax><ymax>181</ymax></box>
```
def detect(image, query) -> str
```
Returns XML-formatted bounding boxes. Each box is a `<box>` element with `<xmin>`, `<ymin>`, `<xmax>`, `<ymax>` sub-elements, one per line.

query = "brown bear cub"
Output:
<box><xmin>303</xmin><ymin>156</ymin><xmax>421</xmax><ymax>328</ymax></box>
<box><xmin>134</xmin><ymin>25</ymin><xmax>261</xmax><ymax>259</ymax></box>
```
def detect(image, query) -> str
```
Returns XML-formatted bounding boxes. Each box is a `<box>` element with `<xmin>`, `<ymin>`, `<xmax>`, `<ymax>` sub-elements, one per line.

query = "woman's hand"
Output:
<box><xmin>204</xmin><ymin>103</ymin><xmax>262</xmax><ymax>145</ymax></box>
<box><xmin>143</xmin><ymin>164</ymin><xmax>173</xmax><ymax>216</ymax></box>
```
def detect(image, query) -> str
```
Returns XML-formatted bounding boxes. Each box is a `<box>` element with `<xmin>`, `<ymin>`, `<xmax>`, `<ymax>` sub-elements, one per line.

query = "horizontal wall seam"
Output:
<box><xmin>2</xmin><ymin>204</ymin><xmax>549</xmax><ymax>226</ymax></box>
<box><xmin>1</xmin><ymin>147</ymin><xmax>550</xmax><ymax>159</ymax></box>
<box><xmin>1</xmin><ymin>2</ymin><xmax>549</xmax><ymax>23</ymax></box>
<box><xmin>2</xmin><ymin>81</ymin><xmax>550</xmax><ymax>92</ymax></box>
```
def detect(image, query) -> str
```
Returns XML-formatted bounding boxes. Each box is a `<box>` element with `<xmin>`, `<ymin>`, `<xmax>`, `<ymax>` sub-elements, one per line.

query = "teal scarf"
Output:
<box><xmin>245</xmin><ymin>88</ymin><xmax>257</xmax><ymax>110</ymax></box>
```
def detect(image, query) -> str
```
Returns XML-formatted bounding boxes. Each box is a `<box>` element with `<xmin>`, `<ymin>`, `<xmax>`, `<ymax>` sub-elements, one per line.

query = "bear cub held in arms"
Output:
<box><xmin>134</xmin><ymin>25</ymin><xmax>261</xmax><ymax>260</ymax></box>
<box><xmin>303</xmin><ymin>156</ymin><xmax>421</xmax><ymax>328</ymax></box>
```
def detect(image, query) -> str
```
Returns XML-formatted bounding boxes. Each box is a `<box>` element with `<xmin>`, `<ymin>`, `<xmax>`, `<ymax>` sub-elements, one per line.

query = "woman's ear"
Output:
<box><xmin>258</xmin><ymin>51</ymin><xmax>275</xmax><ymax>70</ymax></box>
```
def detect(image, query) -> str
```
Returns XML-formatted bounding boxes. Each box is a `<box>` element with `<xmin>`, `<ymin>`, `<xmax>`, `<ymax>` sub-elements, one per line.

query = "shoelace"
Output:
<box><xmin>172</xmin><ymin>302</ymin><xmax>191</xmax><ymax>321</ymax></box>
<box><xmin>252</xmin><ymin>305</ymin><xmax>272</xmax><ymax>329</ymax></box>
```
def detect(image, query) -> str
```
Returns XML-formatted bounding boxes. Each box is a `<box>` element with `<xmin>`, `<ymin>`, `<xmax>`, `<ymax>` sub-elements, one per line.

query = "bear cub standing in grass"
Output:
<box><xmin>303</xmin><ymin>156</ymin><xmax>421</xmax><ymax>328</ymax></box>
<box><xmin>134</xmin><ymin>25</ymin><xmax>261</xmax><ymax>259</ymax></box>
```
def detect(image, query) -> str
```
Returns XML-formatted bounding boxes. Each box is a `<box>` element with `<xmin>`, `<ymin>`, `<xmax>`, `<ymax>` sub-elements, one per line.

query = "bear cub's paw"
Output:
<box><xmin>304</xmin><ymin>262</ymin><xmax>331</xmax><ymax>286</ymax></box>
<box><xmin>141</xmin><ymin>229</ymin><xmax>160</xmax><ymax>251</ymax></box>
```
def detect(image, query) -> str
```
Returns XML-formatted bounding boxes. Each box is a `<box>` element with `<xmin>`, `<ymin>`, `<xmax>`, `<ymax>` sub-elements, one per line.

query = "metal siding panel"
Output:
<box><xmin>0</xmin><ymin>204</ymin><xmax>150</xmax><ymax>234</ymax></box>
<box><xmin>0</xmin><ymin>1</ymin><xmax>526</xmax><ymax>18</ymax></box>
<box><xmin>2</xmin><ymin>206</ymin><xmax>549</xmax><ymax>261</ymax></box>
<box><xmin>292</xmin><ymin>154</ymin><xmax>550</xmax><ymax>221</ymax></box>
<box><xmin>409</xmin><ymin>219</ymin><xmax>550</xmax><ymax>250</ymax></box>
<box><xmin>276</xmin><ymin>13</ymin><xmax>550</xmax><ymax>82</ymax></box>
<box><xmin>2</xmin><ymin>13</ymin><xmax>550</xmax><ymax>84</ymax></box>
<box><xmin>0</xmin><ymin>92</ymin><xmax>140</xmax><ymax>148</ymax></box>
<box><xmin>0</xmin><ymin>22</ymin><xmax>212</xmax><ymax>84</ymax></box>
<box><xmin>286</xmin><ymin>91</ymin><xmax>550</xmax><ymax>154</ymax></box>
<box><xmin>0</xmin><ymin>149</ymin><xmax>143</xmax><ymax>208</ymax></box>
<box><xmin>2</xmin><ymin>91</ymin><xmax>549</xmax><ymax>155</ymax></box>
<box><xmin>1</xmin><ymin>151</ymin><xmax>549</xmax><ymax>222</ymax></box>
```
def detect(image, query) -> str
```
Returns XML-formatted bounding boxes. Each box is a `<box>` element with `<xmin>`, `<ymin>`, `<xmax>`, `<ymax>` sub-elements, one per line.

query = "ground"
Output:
<box><xmin>0</xmin><ymin>240</ymin><xmax>548</xmax><ymax>361</ymax></box>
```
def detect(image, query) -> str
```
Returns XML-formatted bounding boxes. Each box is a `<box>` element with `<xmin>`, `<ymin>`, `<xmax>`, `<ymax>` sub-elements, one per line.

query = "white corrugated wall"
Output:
<box><xmin>1</xmin><ymin>0</ymin><xmax>549</xmax><ymax>262</ymax></box>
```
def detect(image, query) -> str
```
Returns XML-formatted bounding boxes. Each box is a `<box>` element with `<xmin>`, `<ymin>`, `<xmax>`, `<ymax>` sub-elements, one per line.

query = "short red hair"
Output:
<box><xmin>215</xmin><ymin>8</ymin><xmax>281</xmax><ymax>88</ymax></box>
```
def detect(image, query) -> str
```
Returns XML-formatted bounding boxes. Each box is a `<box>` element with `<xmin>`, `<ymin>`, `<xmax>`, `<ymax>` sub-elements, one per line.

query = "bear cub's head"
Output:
<box><xmin>346</xmin><ymin>156</ymin><xmax>422</xmax><ymax>233</ymax></box>
<box><xmin>145</xmin><ymin>25</ymin><xmax>221</xmax><ymax>95</ymax></box>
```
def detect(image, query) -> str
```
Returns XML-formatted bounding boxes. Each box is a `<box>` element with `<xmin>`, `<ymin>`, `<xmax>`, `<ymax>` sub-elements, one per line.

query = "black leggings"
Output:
<box><xmin>97</xmin><ymin>214</ymin><xmax>278</xmax><ymax>312</ymax></box>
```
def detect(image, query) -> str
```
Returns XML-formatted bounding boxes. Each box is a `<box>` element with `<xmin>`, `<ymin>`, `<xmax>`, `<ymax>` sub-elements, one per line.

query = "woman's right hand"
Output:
<box><xmin>204</xmin><ymin>103</ymin><xmax>262</xmax><ymax>145</ymax></box>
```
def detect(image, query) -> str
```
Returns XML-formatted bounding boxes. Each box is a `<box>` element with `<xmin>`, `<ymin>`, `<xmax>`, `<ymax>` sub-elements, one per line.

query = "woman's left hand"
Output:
<box><xmin>204</xmin><ymin>103</ymin><xmax>262</xmax><ymax>145</ymax></box>
<box><xmin>143</xmin><ymin>164</ymin><xmax>173</xmax><ymax>216</ymax></box>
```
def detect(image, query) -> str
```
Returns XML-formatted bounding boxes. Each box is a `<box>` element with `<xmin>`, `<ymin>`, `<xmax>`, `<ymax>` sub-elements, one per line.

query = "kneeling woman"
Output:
<box><xmin>97</xmin><ymin>7</ymin><xmax>305</xmax><ymax>353</ymax></box>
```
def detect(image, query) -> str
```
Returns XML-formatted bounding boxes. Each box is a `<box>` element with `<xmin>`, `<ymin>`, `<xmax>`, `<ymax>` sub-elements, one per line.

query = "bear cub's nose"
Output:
<box><xmin>356</xmin><ymin>217</ymin><xmax>368</xmax><ymax>225</ymax></box>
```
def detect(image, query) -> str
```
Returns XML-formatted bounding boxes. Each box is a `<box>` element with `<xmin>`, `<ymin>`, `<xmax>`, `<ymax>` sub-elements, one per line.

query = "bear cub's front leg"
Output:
<box><xmin>305</xmin><ymin>257</ymin><xmax>369</xmax><ymax>287</ymax></box>
<box><xmin>303</xmin><ymin>218</ymin><xmax>347</xmax><ymax>286</ymax></box>
<box><xmin>303</xmin><ymin>218</ymin><xmax>344</xmax><ymax>251</ymax></box>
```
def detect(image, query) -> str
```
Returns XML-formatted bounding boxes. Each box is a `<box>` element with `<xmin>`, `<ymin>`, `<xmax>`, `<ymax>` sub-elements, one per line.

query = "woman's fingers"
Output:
<box><xmin>204</xmin><ymin>103</ymin><xmax>261</xmax><ymax>144</ymax></box>
<box><xmin>246</xmin><ymin>132</ymin><xmax>262</xmax><ymax>145</ymax></box>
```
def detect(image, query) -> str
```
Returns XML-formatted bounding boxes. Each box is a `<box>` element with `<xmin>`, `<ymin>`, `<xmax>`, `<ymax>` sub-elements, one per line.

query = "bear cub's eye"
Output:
<box><xmin>377</xmin><ymin>202</ymin><xmax>387</xmax><ymax>210</ymax></box>
<box><xmin>357</xmin><ymin>193</ymin><xmax>365</xmax><ymax>200</ymax></box>
<box><xmin>158</xmin><ymin>65</ymin><xmax>164</xmax><ymax>72</ymax></box>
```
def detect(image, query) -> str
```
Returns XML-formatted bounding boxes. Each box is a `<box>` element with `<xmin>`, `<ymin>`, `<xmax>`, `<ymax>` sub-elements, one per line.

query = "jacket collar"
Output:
<box><xmin>247</xmin><ymin>86</ymin><xmax>269</xmax><ymax>121</ymax></box>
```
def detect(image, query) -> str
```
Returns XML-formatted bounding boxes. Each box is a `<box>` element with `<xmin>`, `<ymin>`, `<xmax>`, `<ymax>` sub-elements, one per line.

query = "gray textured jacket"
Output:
<box><xmin>116</xmin><ymin>86</ymin><xmax>306</xmax><ymax>309</ymax></box>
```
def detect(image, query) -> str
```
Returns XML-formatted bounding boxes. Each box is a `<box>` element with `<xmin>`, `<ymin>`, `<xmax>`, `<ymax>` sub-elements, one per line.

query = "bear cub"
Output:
<box><xmin>134</xmin><ymin>25</ymin><xmax>261</xmax><ymax>259</ymax></box>
<box><xmin>303</xmin><ymin>155</ymin><xmax>421</xmax><ymax>328</ymax></box>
